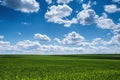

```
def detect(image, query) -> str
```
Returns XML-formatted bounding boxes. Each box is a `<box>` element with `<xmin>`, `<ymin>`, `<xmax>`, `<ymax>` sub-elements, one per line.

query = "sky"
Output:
<box><xmin>0</xmin><ymin>0</ymin><xmax>120</xmax><ymax>54</ymax></box>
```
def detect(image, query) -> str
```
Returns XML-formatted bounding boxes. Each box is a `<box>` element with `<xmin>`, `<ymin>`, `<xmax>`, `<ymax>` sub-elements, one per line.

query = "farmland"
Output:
<box><xmin>0</xmin><ymin>54</ymin><xmax>120</xmax><ymax>80</ymax></box>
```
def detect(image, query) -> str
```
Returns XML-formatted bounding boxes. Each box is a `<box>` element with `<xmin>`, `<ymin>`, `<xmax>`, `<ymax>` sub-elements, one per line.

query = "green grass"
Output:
<box><xmin>0</xmin><ymin>54</ymin><xmax>120</xmax><ymax>80</ymax></box>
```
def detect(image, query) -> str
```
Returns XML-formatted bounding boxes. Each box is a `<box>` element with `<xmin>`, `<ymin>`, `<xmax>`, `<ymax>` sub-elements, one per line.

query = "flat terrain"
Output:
<box><xmin>0</xmin><ymin>54</ymin><xmax>120</xmax><ymax>80</ymax></box>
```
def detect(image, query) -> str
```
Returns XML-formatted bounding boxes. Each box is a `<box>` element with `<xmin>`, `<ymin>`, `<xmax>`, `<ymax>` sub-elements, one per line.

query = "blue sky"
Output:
<box><xmin>0</xmin><ymin>0</ymin><xmax>120</xmax><ymax>54</ymax></box>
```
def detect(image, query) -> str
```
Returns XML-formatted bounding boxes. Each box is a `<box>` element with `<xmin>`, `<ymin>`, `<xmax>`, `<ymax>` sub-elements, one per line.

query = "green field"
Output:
<box><xmin>0</xmin><ymin>54</ymin><xmax>120</xmax><ymax>80</ymax></box>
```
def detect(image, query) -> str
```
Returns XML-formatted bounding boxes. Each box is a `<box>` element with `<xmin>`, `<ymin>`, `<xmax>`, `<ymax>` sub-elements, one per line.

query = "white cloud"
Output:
<box><xmin>112</xmin><ymin>23</ymin><xmax>120</xmax><ymax>35</ymax></box>
<box><xmin>62</xmin><ymin>31</ymin><xmax>86</xmax><ymax>46</ymax></box>
<box><xmin>56</xmin><ymin>31</ymin><xmax>87</xmax><ymax>46</ymax></box>
<box><xmin>34</xmin><ymin>33</ymin><xmax>51</xmax><ymax>42</ymax></box>
<box><xmin>54</xmin><ymin>38</ymin><xmax>61</xmax><ymax>43</ymax></box>
<box><xmin>57</xmin><ymin>0</ymin><xmax>73</xmax><ymax>4</ymax></box>
<box><xmin>82</xmin><ymin>1</ymin><xmax>91</xmax><ymax>10</ymax></box>
<box><xmin>36</xmin><ymin>35</ymin><xmax>120</xmax><ymax>53</ymax></box>
<box><xmin>87</xmin><ymin>35</ymin><xmax>120</xmax><ymax>53</ymax></box>
<box><xmin>60</xmin><ymin>18</ymin><xmax>78</xmax><ymax>27</ymax></box>
<box><xmin>0</xmin><ymin>40</ymin><xmax>41</xmax><ymax>54</ymax></box>
<box><xmin>104</xmin><ymin>4</ymin><xmax>120</xmax><ymax>13</ymax></box>
<box><xmin>96</xmin><ymin>13</ymin><xmax>115</xmax><ymax>29</ymax></box>
<box><xmin>45</xmin><ymin>4</ymin><xmax>77</xmax><ymax>27</ymax></box>
<box><xmin>82</xmin><ymin>1</ymin><xmax>97</xmax><ymax>10</ymax></box>
<box><xmin>45</xmin><ymin>4</ymin><xmax>72</xmax><ymax>19</ymax></box>
<box><xmin>112</xmin><ymin>0</ymin><xmax>120</xmax><ymax>3</ymax></box>
<box><xmin>76</xmin><ymin>2</ymin><xmax>117</xmax><ymax>30</ymax></box>
<box><xmin>77</xmin><ymin>9</ymin><xmax>98</xmax><ymax>25</ymax></box>
<box><xmin>0</xmin><ymin>29</ymin><xmax>120</xmax><ymax>54</ymax></box>
<box><xmin>53</xmin><ymin>31</ymin><xmax>120</xmax><ymax>53</ymax></box>
<box><xmin>91</xmin><ymin>38</ymin><xmax>104</xmax><ymax>45</ymax></box>
<box><xmin>0</xmin><ymin>35</ymin><xmax>4</xmax><ymax>39</ymax></box>
<box><xmin>89</xmin><ymin>34</ymin><xmax>120</xmax><ymax>50</ymax></box>
<box><xmin>53</xmin><ymin>32</ymin><xmax>120</xmax><ymax>53</ymax></box>
<box><xmin>45</xmin><ymin>0</ymin><xmax>52</xmax><ymax>4</ymax></box>
<box><xmin>13</xmin><ymin>40</ymin><xmax>85</xmax><ymax>54</ymax></box>
<box><xmin>0</xmin><ymin>41</ymin><xmax>12</xmax><ymax>53</ymax></box>
<box><xmin>0</xmin><ymin>0</ymin><xmax>40</xmax><ymax>13</ymax></box>
<box><xmin>0</xmin><ymin>41</ymin><xmax>10</xmax><ymax>46</ymax></box>
<box><xmin>0</xmin><ymin>32</ymin><xmax>120</xmax><ymax>54</ymax></box>
<box><xmin>44</xmin><ymin>1</ymin><xmax>98</xmax><ymax>27</ymax></box>
<box><xmin>106</xmin><ymin>34</ymin><xmax>120</xmax><ymax>46</ymax></box>
<box><xmin>77</xmin><ymin>1</ymin><xmax>99</xmax><ymax>25</ymax></box>
<box><xmin>37</xmin><ymin>45</ymin><xmax>85</xmax><ymax>54</ymax></box>
<box><xmin>76</xmin><ymin>2</ymin><xmax>119</xmax><ymax>31</ymax></box>
<box><xmin>16</xmin><ymin>40</ymin><xmax>40</xmax><ymax>50</ymax></box>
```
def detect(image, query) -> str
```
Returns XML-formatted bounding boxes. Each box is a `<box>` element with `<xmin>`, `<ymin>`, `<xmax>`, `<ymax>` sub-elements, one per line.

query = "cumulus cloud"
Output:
<box><xmin>106</xmin><ymin>34</ymin><xmax>120</xmax><ymax>46</ymax></box>
<box><xmin>0</xmin><ymin>32</ymin><xmax>120</xmax><ymax>54</ymax></box>
<box><xmin>62</xmin><ymin>31</ymin><xmax>85</xmax><ymax>46</ymax></box>
<box><xmin>53</xmin><ymin>31</ymin><xmax>120</xmax><ymax>53</ymax></box>
<box><xmin>77</xmin><ymin>9</ymin><xmax>98</xmax><ymax>25</ymax></box>
<box><xmin>87</xmin><ymin>36</ymin><xmax>120</xmax><ymax>53</ymax></box>
<box><xmin>89</xmin><ymin>33</ymin><xmax>120</xmax><ymax>51</ymax></box>
<box><xmin>0</xmin><ymin>41</ymin><xmax>12</xmax><ymax>53</ymax></box>
<box><xmin>104</xmin><ymin>4</ymin><xmax>120</xmax><ymax>13</ymax></box>
<box><xmin>45</xmin><ymin>4</ymin><xmax>77</xmax><ymax>27</ymax></box>
<box><xmin>0</xmin><ymin>40</ymin><xmax>41</xmax><ymax>54</ymax></box>
<box><xmin>96</xmin><ymin>18</ymin><xmax>115</xmax><ymax>29</ymax></box>
<box><xmin>0</xmin><ymin>41</ymin><xmax>10</xmax><ymax>46</ymax></box>
<box><xmin>54</xmin><ymin>38</ymin><xmax>61</xmax><ymax>43</ymax></box>
<box><xmin>91</xmin><ymin>38</ymin><xmax>104</xmax><ymax>45</ymax></box>
<box><xmin>0</xmin><ymin>0</ymin><xmax>40</xmax><ymax>13</ymax></box>
<box><xmin>57</xmin><ymin>0</ymin><xmax>73</xmax><ymax>4</ymax></box>
<box><xmin>82</xmin><ymin>1</ymin><xmax>91</xmax><ymax>10</ymax></box>
<box><xmin>45</xmin><ymin>0</ymin><xmax>52</xmax><ymax>4</ymax></box>
<box><xmin>55</xmin><ymin>31</ymin><xmax>87</xmax><ymax>46</ymax></box>
<box><xmin>96</xmin><ymin>13</ymin><xmax>115</xmax><ymax>29</ymax></box>
<box><xmin>59</xmin><ymin>18</ymin><xmax>77</xmax><ymax>27</ymax></box>
<box><xmin>16</xmin><ymin>40</ymin><xmax>40</xmax><ymax>50</ymax></box>
<box><xmin>76</xmin><ymin>2</ymin><xmax>119</xmax><ymax>31</ymax></box>
<box><xmin>0</xmin><ymin>35</ymin><xmax>4</xmax><ymax>39</ymax></box>
<box><xmin>12</xmin><ymin>40</ymin><xmax>85</xmax><ymax>54</ymax></box>
<box><xmin>112</xmin><ymin>23</ymin><xmax>120</xmax><ymax>35</ymax></box>
<box><xmin>77</xmin><ymin>8</ymin><xmax>117</xmax><ymax>30</ymax></box>
<box><xmin>37</xmin><ymin>45</ymin><xmax>85</xmax><ymax>54</ymax></box>
<box><xmin>77</xmin><ymin>1</ymin><xmax>98</xmax><ymax>25</ymax></box>
<box><xmin>45</xmin><ymin>1</ymin><xmax>99</xmax><ymax>27</ymax></box>
<box><xmin>34</xmin><ymin>33</ymin><xmax>51</xmax><ymax>42</ymax></box>
<box><xmin>45</xmin><ymin>4</ymin><xmax>72</xmax><ymax>19</ymax></box>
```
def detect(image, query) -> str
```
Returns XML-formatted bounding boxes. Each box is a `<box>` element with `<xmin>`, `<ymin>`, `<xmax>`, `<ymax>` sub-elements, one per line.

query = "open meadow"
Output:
<box><xmin>0</xmin><ymin>54</ymin><xmax>120</xmax><ymax>80</ymax></box>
